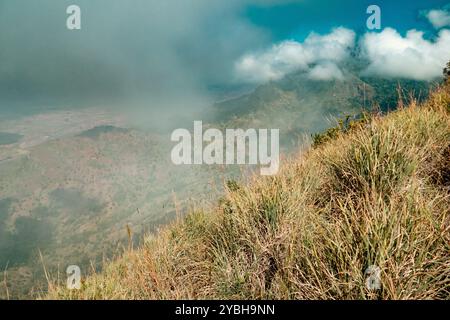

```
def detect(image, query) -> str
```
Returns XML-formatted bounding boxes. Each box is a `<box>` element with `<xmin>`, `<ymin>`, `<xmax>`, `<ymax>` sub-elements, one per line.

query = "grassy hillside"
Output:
<box><xmin>48</xmin><ymin>82</ymin><xmax>449</xmax><ymax>300</ymax></box>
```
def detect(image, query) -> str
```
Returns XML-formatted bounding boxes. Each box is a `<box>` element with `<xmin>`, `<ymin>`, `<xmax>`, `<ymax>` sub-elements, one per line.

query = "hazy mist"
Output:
<box><xmin>0</xmin><ymin>0</ymin><xmax>298</xmax><ymax>128</ymax></box>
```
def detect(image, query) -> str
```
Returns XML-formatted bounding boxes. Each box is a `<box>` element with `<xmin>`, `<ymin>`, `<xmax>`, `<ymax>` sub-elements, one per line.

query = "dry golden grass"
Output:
<box><xmin>47</xmin><ymin>82</ymin><xmax>450</xmax><ymax>300</ymax></box>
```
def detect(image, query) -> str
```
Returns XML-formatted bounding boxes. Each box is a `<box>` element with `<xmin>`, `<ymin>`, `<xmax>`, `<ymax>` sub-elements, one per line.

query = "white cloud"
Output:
<box><xmin>361</xmin><ymin>28</ymin><xmax>450</xmax><ymax>81</ymax></box>
<box><xmin>426</xmin><ymin>9</ymin><xmax>450</xmax><ymax>29</ymax></box>
<box><xmin>308</xmin><ymin>62</ymin><xmax>344</xmax><ymax>81</ymax></box>
<box><xmin>234</xmin><ymin>27</ymin><xmax>355</xmax><ymax>83</ymax></box>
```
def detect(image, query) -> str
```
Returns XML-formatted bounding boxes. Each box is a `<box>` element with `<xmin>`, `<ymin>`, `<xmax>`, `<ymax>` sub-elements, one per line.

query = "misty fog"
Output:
<box><xmin>0</xmin><ymin>0</ymin><xmax>290</xmax><ymax>129</ymax></box>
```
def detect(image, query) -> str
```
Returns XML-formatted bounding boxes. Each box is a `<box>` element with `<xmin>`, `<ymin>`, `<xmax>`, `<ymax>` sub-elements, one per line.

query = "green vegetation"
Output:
<box><xmin>0</xmin><ymin>132</ymin><xmax>22</xmax><ymax>145</ymax></box>
<box><xmin>0</xmin><ymin>198</ymin><xmax>14</xmax><ymax>222</ymax></box>
<box><xmin>78</xmin><ymin>126</ymin><xmax>128</xmax><ymax>139</ymax></box>
<box><xmin>312</xmin><ymin>112</ymin><xmax>371</xmax><ymax>147</ymax></box>
<box><xmin>1</xmin><ymin>215</ymin><xmax>53</xmax><ymax>268</ymax></box>
<box><xmin>48</xmin><ymin>82</ymin><xmax>450</xmax><ymax>300</ymax></box>
<box><xmin>444</xmin><ymin>61</ymin><xmax>450</xmax><ymax>82</ymax></box>
<box><xmin>50</xmin><ymin>188</ymin><xmax>104</xmax><ymax>217</ymax></box>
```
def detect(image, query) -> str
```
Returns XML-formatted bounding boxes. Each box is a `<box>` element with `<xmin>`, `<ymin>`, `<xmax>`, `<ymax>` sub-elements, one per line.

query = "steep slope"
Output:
<box><xmin>48</xmin><ymin>82</ymin><xmax>450</xmax><ymax>300</ymax></box>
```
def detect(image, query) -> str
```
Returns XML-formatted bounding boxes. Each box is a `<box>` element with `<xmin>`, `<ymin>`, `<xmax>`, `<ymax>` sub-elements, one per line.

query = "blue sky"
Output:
<box><xmin>235</xmin><ymin>1</ymin><xmax>450</xmax><ymax>83</ymax></box>
<box><xmin>246</xmin><ymin>0</ymin><xmax>450</xmax><ymax>41</ymax></box>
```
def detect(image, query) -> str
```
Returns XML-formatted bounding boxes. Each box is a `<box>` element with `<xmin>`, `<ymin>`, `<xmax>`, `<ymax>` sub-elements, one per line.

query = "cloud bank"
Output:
<box><xmin>235</xmin><ymin>27</ymin><xmax>355</xmax><ymax>83</ymax></box>
<box><xmin>361</xmin><ymin>28</ymin><xmax>450</xmax><ymax>81</ymax></box>
<box><xmin>235</xmin><ymin>21</ymin><xmax>450</xmax><ymax>83</ymax></box>
<box><xmin>308</xmin><ymin>62</ymin><xmax>345</xmax><ymax>81</ymax></box>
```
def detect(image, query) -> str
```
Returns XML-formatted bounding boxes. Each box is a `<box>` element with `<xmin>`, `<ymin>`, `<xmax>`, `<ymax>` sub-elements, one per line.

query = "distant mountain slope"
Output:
<box><xmin>213</xmin><ymin>70</ymin><xmax>433</xmax><ymax>148</ymax></box>
<box><xmin>77</xmin><ymin>125</ymin><xmax>129</xmax><ymax>139</ymax></box>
